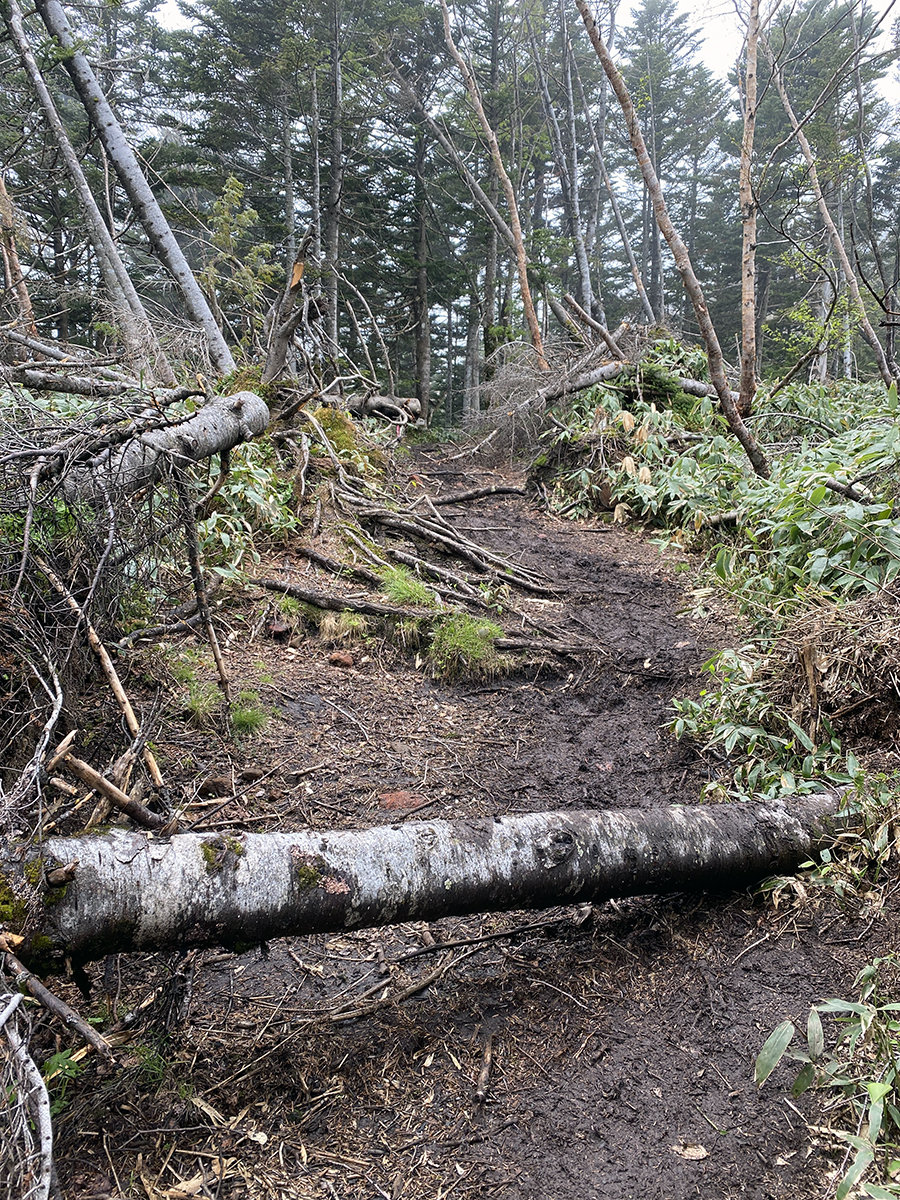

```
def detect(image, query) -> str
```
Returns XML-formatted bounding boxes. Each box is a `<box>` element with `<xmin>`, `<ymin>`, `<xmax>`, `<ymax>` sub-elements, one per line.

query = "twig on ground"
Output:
<box><xmin>37</xmin><ymin>558</ymin><xmax>164</xmax><ymax>787</ymax></box>
<box><xmin>0</xmin><ymin>936</ymin><xmax>113</xmax><ymax>1059</ymax></box>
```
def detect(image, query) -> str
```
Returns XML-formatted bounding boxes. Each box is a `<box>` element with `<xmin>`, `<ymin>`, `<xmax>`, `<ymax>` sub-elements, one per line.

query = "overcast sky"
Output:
<box><xmin>156</xmin><ymin>0</ymin><xmax>899</xmax><ymax>103</ymax></box>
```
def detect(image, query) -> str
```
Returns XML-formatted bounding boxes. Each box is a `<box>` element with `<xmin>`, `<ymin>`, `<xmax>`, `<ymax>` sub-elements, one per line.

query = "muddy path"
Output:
<box><xmin>52</xmin><ymin>456</ymin><xmax>889</xmax><ymax>1200</ymax></box>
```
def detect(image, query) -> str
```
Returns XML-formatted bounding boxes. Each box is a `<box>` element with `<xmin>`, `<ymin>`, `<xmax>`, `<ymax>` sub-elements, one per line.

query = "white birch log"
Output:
<box><xmin>14</xmin><ymin>794</ymin><xmax>844</xmax><ymax>963</ymax></box>
<box><xmin>63</xmin><ymin>390</ymin><xmax>269</xmax><ymax>502</ymax></box>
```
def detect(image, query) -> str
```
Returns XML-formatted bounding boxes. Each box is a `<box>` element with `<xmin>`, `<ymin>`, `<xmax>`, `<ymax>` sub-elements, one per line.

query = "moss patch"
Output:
<box><xmin>200</xmin><ymin>835</ymin><xmax>246</xmax><ymax>874</ymax></box>
<box><xmin>0</xmin><ymin>872</ymin><xmax>26</xmax><ymax>929</ymax></box>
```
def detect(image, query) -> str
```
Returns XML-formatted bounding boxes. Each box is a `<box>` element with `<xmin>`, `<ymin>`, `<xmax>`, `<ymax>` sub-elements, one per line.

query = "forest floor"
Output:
<box><xmin>51</xmin><ymin>447</ymin><xmax>897</xmax><ymax>1200</ymax></box>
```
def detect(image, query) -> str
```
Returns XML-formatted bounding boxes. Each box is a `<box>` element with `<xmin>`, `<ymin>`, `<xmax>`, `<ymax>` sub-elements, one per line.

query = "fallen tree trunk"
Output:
<box><xmin>63</xmin><ymin>390</ymin><xmax>269</xmax><ymax>503</ymax></box>
<box><xmin>9</xmin><ymin>794</ymin><xmax>844</xmax><ymax>964</ymax></box>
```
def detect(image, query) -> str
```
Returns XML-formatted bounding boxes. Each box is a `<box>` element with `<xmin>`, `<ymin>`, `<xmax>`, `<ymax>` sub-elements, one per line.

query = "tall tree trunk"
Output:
<box><xmin>413</xmin><ymin>126</ymin><xmax>431</xmax><ymax>421</ymax></box>
<box><xmin>51</xmin><ymin>209</ymin><xmax>69</xmax><ymax>343</ymax></box>
<box><xmin>530</xmin><ymin>13</ymin><xmax>594</xmax><ymax>318</ymax></box>
<box><xmin>576</xmin><ymin>0</ymin><xmax>770</xmax><ymax>478</ymax></box>
<box><xmin>9</xmin><ymin>796</ymin><xmax>845</xmax><ymax>963</ymax></box>
<box><xmin>439</xmin><ymin>0</ymin><xmax>548</xmax><ymax>370</ymax></box>
<box><xmin>763</xmin><ymin>33</ymin><xmax>894</xmax><ymax>389</ymax></box>
<box><xmin>810</xmin><ymin>270</ymin><xmax>833</xmax><ymax>384</ymax></box>
<box><xmin>34</xmin><ymin>0</ymin><xmax>233</xmax><ymax>376</ymax></box>
<box><xmin>645</xmin><ymin>65</ymin><xmax>664</xmax><ymax>321</ymax></box>
<box><xmin>755</xmin><ymin>260</ymin><xmax>770</xmax><ymax>374</ymax></box>
<box><xmin>282</xmin><ymin>97</ymin><xmax>296</xmax><ymax>262</ymax></box>
<box><xmin>309</xmin><ymin>68</ymin><xmax>322</xmax><ymax>263</ymax></box>
<box><xmin>483</xmin><ymin>0</ymin><xmax>500</xmax><ymax>372</ymax></box>
<box><xmin>738</xmin><ymin>0</ymin><xmax>759</xmax><ymax>417</ymax></box>
<box><xmin>462</xmin><ymin>296</ymin><xmax>481</xmax><ymax>424</ymax></box>
<box><xmin>445</xmin><ymin>301</ymin><xmax>454</xmax><ymax>424</ymax></box>
<box><xmin>5</xmin><ymin>0</ymin><xmax>169</xmax><ymax>375</ymax></box>
<box><xmin>572</xmin><ymin>54</ymin><xmax>655</xmax><ymax>323</ymax></box>
<box><xmin>323</xmin><ymin>2</ymin><xmax>343</xmax><ymax>356</ymax></box>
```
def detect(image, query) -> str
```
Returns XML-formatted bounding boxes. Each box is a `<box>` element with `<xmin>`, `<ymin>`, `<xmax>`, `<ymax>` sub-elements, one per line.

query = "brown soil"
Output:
<box><xmin>48</xmin><ymin>454</ymin><xmax>895</xmax><ymax>1200</ymax></box>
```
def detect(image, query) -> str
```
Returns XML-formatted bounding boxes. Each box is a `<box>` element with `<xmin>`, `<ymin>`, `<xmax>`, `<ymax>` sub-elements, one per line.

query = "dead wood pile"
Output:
<box><xmin>765</xmin><ymin>589</ymin><xmax>900</xmax><ymax>740</ymax></box>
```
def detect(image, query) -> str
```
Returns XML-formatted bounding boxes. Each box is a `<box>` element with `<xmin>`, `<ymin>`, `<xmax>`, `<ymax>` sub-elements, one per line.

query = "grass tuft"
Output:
<box><xmin>380</xmin><ymin>565</ymin><xmax>437</xmax><ymax>607</ymax></box>
<box><xmin>427</xmin><ymin>614</ymin><xmax>505</xmax><ymax>681</ymax></box>
<box><xmin>230</xmin><ymin>690</ymin><xmax>268</xmax><ymax>736</ymax></box>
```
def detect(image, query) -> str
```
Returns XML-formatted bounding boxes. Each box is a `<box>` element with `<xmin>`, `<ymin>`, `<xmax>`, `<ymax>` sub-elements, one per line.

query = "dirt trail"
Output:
<box><xmin>53</xmin><ymin>456</ymin><xmax>887</xmax><ymax>1200</ymax></box>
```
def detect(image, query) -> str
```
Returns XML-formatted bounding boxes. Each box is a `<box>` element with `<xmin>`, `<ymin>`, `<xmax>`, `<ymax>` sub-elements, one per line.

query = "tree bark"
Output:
<box><xmin>439</xmin><ymin>0</ymin><xmax>548</xmax><ymax>370</ymax></box>
<box><xmin>575</xmin><ymin>0</ymin><xmax>770</xmax><ymax>479</ymax></box>
<box><xmin>10</xmin><ymin>794</ymin><xmax>844</xmax><ymax>963</ymax></box>
<box><xmin>0</xmin><ymin>176</ymin><xmax>38</xmax><ymax>337</ymax></box>
<box><xmin>413</xmin><ymin>125</ymin><xmax>432</xmax><ymax>420</ymax></box>
<box><xmin>62</xmin><ymin>391</ymin><xmax>269</xmax><ymax>504</ymax></box>
<box><xmin>34</xmin><ymin>0</ymin><xmax>235</xmax><ymax>376</ymax></box>
<box><xmin>738</xmin><ymin>0</ymin><xmax>759</xmax><ymax>417</ymax></box>
<box><xmin>323</xmin><ymin>1</ymin><xmax>343</xmax><ymax>356</ymax></box>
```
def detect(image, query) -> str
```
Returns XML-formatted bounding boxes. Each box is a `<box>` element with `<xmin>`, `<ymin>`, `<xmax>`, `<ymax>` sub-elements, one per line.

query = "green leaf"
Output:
<box><xmin>869</xmin><ymin>1098</ymin><xmax>884</xmax><ymax>1144</ymax></box>
<box><xmin>807</xmin><ymin>1008</ymin><xmax>825</xmax><ymax>1059</ymax></box>
<box><xmin>861</xmin><ymin>1184</ymin><xmax>900</xmax><ymax>1199</ymax></box>
<box><xmin>837</xmin><ymin>1147</ymin><xmax>875</xmax><ymax>1200</ymax></box>
<box><xmin>755</xmin><ymin>1020</ymin><xmax>796</xmax><ymax>1086</ymax></box>
<box><xmin>817</xmin><ymin>999</ymin><xmax>872</xmax><ymax>1015</ymax></box>
<box><xmin>792</xmin><ymin>1061</ymin><xmax>816</xmax><ymax>1096</ymax></box>
<box><xmin>786</xmin><ymin>717</ymin><xmax>815</xmax><ymax>752</ymax></box>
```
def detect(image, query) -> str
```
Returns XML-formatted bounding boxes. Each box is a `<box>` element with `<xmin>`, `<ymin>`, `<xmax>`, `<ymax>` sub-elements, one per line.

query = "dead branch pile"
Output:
<box><xmin>764</xmin><ymin>588</ymin><xmax>900</xmax><ymax>740</ymax></box>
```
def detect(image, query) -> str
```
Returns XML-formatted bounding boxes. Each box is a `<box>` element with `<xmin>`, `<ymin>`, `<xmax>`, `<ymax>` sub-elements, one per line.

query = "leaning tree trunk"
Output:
<box><xmin>575</xmin><ymin>0</ymin><xmax>770</xmax><ymax>479</ymax></box>
<box><xmin>738</xmin><ymin>0</ymin><xmax>759</xmax><ymax>418</ymax></box>
<box><xmin>439</xmin><ymin>0</ymin><xmax>548</xmax><ymax>370</ymax></box>
<box><xmin>763</xmin><ymin>32</ymin><xmax>894</xmax><ymax>390</ymax></box>
<box><xmin>4</xmin><ymin>0</ymin><xmax>174</xmax><ymax>382</ymax></box>
<box><xmin>35</xmin><ymin>0</ymin><xmax>235</xmax><ymax>376</ymax></box>
<box><xmin>7</xmin><ymin>795</ymin><xmax>844</xmax><ymax>965</ymax></box>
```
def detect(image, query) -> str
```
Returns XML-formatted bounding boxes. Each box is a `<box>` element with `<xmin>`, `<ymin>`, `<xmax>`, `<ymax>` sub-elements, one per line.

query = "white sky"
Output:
<box><xmin>157</xmin><ymin>0</ymin><xmax>900</xmax><ymax>102</ymax></box>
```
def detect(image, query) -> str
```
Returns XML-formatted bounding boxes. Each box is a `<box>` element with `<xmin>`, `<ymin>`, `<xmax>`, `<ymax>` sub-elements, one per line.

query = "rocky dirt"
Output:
<box><xmin>47</xmin><ymin>452</ymin><xmax>894</xmax><ymax>1200</ymax></box>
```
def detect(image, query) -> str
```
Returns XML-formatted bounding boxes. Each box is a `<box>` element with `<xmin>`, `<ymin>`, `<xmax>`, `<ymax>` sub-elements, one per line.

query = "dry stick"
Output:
<box><xmin>575</xmin><ymin>0</ymin><xmax>770</xmax><ymax>479</ymax></box>
<box><xmin>438</xmin><ymin>0</ymin><xmax>548</xmax><ymax>370</ymax></box>
<box><xmin>363</xmin><ymin>512</ymin><xmax>553</xmax><ymax>593</ymax></box>
<box><xmin>475</xmin><ymin>1034</ymin><xmax>494</xmax><ymax>1102</ymax></box>
<box><xmin>38</xmin><ymin>559</ymin><xmax>164</xmax><ymax>788</ymax></box>
<box><xmin>0</xmin><ymin>936</ymin><xmax>113</xmax><ymax>1060</ymax></box>
<box><xmin>298</xmin><ymin>545</ymin><xmax>384</xmax><ymax>588</ymax></box>
<box><xmin>55</xmin><ymin>749</ymin><xmax>170</xmax><ymax>832</ymax></box>
<box><xmin>255</xmin><ymin>578</ymin><xmax>424</xmax><ymax>621</ymax></box>
<box><xmin>4</xmin><ymin>1016</ymin><xmax>53</xmax><ymax>1200</ymax></box>
<box><xmin>383</xmin><ymin>545</ymin><xmax>484</xmax><ymax>600</ymax></box>
<box><xmin>762</xmin><ymin>35</ymin><xmax>894</xmax><ymax>389</ymax></box>
<box><xmin>175</xmin><ymin>477</ymin><xmax>231</xmax><ymax>707</ymax></box>
<box><xmin>563</xmin><ymin>294</ymin><xmax>626</xmax><ymax>359</ymax></box>
<box><xmin>327</xmin><ymin>950</ymin><xmax>479</xmax><ymax>1024</ymax></box>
